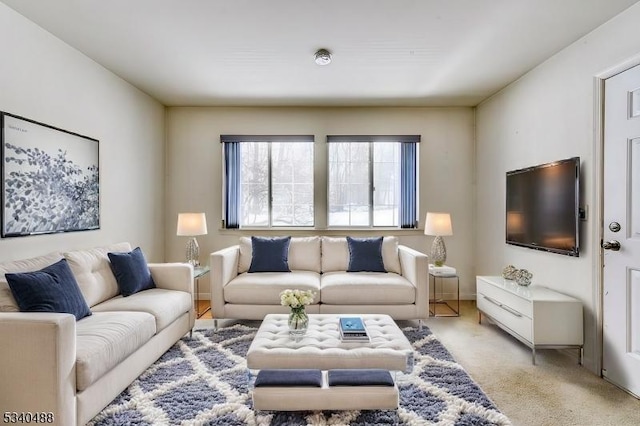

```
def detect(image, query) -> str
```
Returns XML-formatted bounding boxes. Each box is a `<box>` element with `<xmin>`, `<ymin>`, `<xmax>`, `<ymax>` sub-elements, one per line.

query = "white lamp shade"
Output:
<box><xmin>177</xmin><ymin>213</ymin><xmax>208</xmax><ymax>236</ymax></box>
<box><xmin>424</xmin><ymin>212</ymin><xmax>453</xmax><ymax>236</ymax></box>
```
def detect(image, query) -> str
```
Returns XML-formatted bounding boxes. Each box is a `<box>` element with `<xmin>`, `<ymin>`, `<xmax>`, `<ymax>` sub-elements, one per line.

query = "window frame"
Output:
<box><xmin>326</xmin><ymin>135</ymin><xmax>419</xmax><ymax>229</ymax></box>
<box><xmin>221</xmin><ymin>134</ymin><xmax>419</xmax><ymax>231</ymax></box>
<box><xmin>221</xmin><ymin>135</ymin><xmax>315</xmax><ymax>229</ymax></box>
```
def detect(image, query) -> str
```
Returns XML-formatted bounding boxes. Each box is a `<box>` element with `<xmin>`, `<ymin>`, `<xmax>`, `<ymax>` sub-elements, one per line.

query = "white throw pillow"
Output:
<box><xmin>382</xmin><ymin>236</ymin><xmax>402</xmax><ymax>275</ymax></box>
<box><xmin>321</xmin><ymin>237</ymin><xmax>349</xmax><ymax>272</ymax></box>
<box><xmin>238</xmin><ymin>237</ymin><xmax>252</xmax><ymax>273</ymax></box>
<box><xmin>288</xmin><ymin>236</ymin><xmax>321</xmax><ymax>272</ymax></box>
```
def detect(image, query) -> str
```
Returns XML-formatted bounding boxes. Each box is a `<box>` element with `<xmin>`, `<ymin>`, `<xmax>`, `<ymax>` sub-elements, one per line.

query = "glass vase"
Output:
<box><xmin>288</xmin><ymin>307</ymin><xmax>309</xmax><ymax>337</ymax></box>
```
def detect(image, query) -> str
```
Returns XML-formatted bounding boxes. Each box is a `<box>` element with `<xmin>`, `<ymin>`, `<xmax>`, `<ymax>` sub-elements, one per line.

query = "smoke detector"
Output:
<box><xmin>314</xmin><ymin>49</ymin><xmax>332</xmax><ymax>66</ymax></box>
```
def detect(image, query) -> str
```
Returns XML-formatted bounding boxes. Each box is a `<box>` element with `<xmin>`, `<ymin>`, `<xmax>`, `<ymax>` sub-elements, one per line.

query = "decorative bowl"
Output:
<box><xmin>502</xmin><ymin>265</ymin><xmax>518</xmax><ymax>280</ymax></box>
<box><xmin>514</xmin><ymin>269</ymin><xmax>533</xmax><ymax>286</ymax></box>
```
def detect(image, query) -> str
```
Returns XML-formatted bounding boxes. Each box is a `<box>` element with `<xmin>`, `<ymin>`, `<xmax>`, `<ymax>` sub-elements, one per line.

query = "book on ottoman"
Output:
<box><xmin>339</xmin><ymin>317</ymin><xmax>370</xmax><ymax>342</ymax></box>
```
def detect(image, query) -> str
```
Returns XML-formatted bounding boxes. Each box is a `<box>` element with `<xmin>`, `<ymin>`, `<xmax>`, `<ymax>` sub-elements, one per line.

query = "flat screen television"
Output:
<box><xmin>506</xmin><ymin>157</ymin><xmax>580</xmax><ymax>257</ymax></box>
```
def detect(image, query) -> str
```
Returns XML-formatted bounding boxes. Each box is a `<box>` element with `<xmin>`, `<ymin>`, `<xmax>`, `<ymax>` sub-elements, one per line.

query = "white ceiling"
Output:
<box><xmin>2</xmin><ymin>0</ymin><xmax>638</xmax><ymax>107</ymax></box>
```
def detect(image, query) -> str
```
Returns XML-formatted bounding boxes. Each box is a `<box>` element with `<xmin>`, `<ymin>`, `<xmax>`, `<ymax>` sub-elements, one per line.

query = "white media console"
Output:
<box><xmin>476</xmin><ymin>275</ymin><xmax>583</xmax><ymax>364</ymax></box>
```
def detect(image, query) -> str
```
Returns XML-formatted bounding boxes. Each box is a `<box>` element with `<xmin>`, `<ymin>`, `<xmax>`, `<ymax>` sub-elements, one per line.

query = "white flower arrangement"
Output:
<box><xmin>279</xmin><ymin>289</ymin><xmax>315</xmax><ymax>309</ymax></box>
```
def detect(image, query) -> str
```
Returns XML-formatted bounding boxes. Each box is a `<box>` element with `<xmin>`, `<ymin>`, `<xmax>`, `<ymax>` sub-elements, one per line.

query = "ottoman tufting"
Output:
<box><xmin>247</xmin><ymin>314</ymin><xmax>413</xmax><ymax>372</ymax></box>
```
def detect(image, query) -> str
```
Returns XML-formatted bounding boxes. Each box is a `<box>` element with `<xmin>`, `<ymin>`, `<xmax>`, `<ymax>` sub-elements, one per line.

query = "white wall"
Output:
<box><xmin>166</xmin><ymin>106</ymin><xmax>476</xmax><ymax>298</ymax></box>
<box><xmin>0</xmin><ymin>4</ymin><xmax>166</xmax><ymax>261</ymax></box>
<box><xmin>476</xmin><ymin>2</ymin><xmax>640</xmax><ymax>373</ymax></box>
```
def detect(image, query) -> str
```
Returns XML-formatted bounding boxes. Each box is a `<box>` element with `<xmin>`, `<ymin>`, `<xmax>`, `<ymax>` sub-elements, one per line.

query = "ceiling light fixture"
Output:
<box><xmin>314</xmin><ymin>49</ymin><xmax>331</xmax><ymax>66</ymax></box>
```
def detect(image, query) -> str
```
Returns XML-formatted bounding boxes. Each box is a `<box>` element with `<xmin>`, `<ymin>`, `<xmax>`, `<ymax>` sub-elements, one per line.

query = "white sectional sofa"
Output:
<box><xmin>210</xmin><ymin>236</ymin><xmax>429</xmax><ymax>322</ymax></box>
<box><xmin>0</xmin><ymin>243</ymin><xmax>195</xmax><ymax>426</ymax></box>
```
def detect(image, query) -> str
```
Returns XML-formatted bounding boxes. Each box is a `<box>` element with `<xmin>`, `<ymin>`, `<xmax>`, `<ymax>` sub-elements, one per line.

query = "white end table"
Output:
<box><xmin>193</xmin><ymin>265</ymin><xmax>210</xmax><ymax>318</ymax></box>
<box><xmin>429</xmin><ymin>264</ymin><xmax>460</xmax><ymax>317</ymax></box>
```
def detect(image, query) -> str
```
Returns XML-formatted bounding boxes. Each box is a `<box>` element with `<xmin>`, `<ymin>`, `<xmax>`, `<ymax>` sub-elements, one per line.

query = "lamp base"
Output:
<box><xmin>430</xmin><ymin>236</ymin><xmax>447</xmax><ymax>267</ymax></box>
<box><xmin>186</xmin><ymin>237</ymin><xmax>200</xmax><ymax>266</ymax></box>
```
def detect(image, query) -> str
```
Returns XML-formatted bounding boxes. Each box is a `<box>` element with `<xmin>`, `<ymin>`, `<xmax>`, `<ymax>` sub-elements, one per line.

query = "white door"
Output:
<box><xmin>603</xmin><ymin>63</ymin><xmax>640</xmax><ymax>397</ymax></box>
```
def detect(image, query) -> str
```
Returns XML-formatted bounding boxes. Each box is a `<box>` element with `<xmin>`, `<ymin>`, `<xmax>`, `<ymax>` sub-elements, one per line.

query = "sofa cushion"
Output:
<box><xmin>76</xmin><ymin>311</ymin><xmax>156</xmax><ymax>391</ymax></box>
<box><xmin>224</xmin><ymin>271</ymin><xmax>320</xmax><ymax>304</ymax></box>
<box><xmin>248</xmin><ymin>236</ymin><xmax>291</xmax><ymax>273</ymax></box>
<box><xmin>0</xmin><ymin>252</ymin><xmax>63</xmax><ymax>312</ymax></box>
<box><xmin>5</xmin><ymin>259</ymin><xmax>92</xmax><ymax>320</ymax></box>
<box><xmin>64</xmin><ymin>242</ymin><xmax>132</xmax><ymax>307</ymax></box>
<box><xmin>320</xmin><ymin>272</ymin><xmax>415</xmax><ymax>304</ymax></box>
<box><xmin>91</xmin><ymin>288</ymin><xmax>191</xmax><ymax>332</ymax></box>
<box><xmin>322</xmin><ymin>237</ymin><xmax>401</xmax><ymax>274</ymax></box>
<box><xmin>107</xmin><ymin>247</ymin><xmax>156</xmax><ymax>296</ymax></box>
<box><xmin>239</xmin><ymin>236</ymin><xmax>322</xmax><ymax>273</ymax></box>
<box><xmin>346</xmin><ymin>236</ymin><xmax>386</xmax><ymax>272</ymax></box>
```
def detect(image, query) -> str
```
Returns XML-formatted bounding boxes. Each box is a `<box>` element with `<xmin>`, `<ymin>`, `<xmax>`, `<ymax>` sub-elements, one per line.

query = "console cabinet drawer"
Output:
<box><xmin>477</xmin><ymin>292</ymin><xmax>533</xmax><ymax>342</ymax></box>
<box><xmin>477</xmin><ymin>277</ymin><xmax>532</xmax><ymax>318</ymax></box>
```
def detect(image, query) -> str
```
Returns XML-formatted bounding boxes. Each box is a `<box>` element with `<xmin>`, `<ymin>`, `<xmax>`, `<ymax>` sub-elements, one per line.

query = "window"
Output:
<box><xmin>327</xmin><ymin>135</ymin><xmax>419</xmax><ymax>228</ymax></box>
<box><xmin>222</xmin><ymin>135</ymin><xmax>314</xmax><ymax>228</ymax></box>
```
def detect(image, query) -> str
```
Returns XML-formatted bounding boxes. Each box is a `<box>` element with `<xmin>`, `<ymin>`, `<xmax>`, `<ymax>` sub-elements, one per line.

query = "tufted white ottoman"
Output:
<box><xmin>247</xmin><ymin>314</ymin><xmax>413</xmax><ymax>372</ymax></box>
<box><xmin>247</xmin><ymin>314</ymin><xmax>413</xmax><ymax>411</ymax></box>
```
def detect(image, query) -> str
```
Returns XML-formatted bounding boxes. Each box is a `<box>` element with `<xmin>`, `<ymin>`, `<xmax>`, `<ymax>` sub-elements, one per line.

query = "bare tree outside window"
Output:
<box><xmin>328</xmin><ymin>142</ymin><xmax>400</xmax><ymax>227</ymax></box>
<box><xmin>240</xmin><ymin>142</ymin><xmax>268</xmax><ymax>226</ymax></box>
<box><xmin>272</xmin><ymin>143</ymin><xmax>313</xmax><ymax>226</ymax></box>
<box><xmin>373</xmin><ymin>143</ymin><xmax>400</xmax><ymax>226</ymax></box>
<box><xmin>240</xmin><ymin>142</ymin><xmax>314</xmax><ymax>227</ymax></box>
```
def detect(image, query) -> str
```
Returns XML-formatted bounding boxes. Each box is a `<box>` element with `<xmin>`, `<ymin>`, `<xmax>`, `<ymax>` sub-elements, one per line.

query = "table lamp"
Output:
<box><xmin>176</xmin><ymin>213</ymin><xmax>208</xmax><ymax>266</ymax></box>
<box><xmin>424</xmin><ymin>212</ymin><xmax>453</xmax><ymax>267</ymax></box>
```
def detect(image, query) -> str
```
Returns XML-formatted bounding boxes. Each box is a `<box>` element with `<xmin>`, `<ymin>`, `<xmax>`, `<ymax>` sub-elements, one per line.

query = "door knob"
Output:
<box><xmin>602</xmin><ymin>240</ymin><xmax>621</xmax><ymax>251</ymax></box>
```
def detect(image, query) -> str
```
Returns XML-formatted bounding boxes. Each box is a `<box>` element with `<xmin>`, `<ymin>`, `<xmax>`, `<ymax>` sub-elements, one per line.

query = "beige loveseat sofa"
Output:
<box><xmin>210</xmin><ymin>236</ymin><xmax>428</xmax><ymax>322</ymax></box>
<box><xmin>0</xmin><ymin>243</ymin><xmax>195</xmax><ymax>426</ymax></box>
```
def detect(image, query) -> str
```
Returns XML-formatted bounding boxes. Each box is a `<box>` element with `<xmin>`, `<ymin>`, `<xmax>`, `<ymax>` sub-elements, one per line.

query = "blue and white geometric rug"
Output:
<box><xmin>89</xmin><ymin>324</ymin><xmax>511</xmax><ymax>425</ymax></box>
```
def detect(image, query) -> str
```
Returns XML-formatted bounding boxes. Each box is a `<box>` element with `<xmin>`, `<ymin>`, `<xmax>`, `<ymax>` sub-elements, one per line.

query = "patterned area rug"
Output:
<box><xmin>89</xmin><ymin>324</ymin><xmax>511</xmax><ymax>425</ymax></box>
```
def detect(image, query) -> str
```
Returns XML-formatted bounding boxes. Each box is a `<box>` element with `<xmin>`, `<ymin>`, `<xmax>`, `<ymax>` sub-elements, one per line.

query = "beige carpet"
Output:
<box><xmin>424</xmin><ymin>301</ymin><xmax>640</xmax><ymax>426</ymax></box>
<box><xmin>196</xmin><ymin>303</ymin><xmax>640</xmax><ymax>425</ymax></box>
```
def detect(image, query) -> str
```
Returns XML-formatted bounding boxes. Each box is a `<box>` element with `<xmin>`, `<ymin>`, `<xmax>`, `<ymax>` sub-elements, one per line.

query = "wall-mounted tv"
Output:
<box><xmin>506</xmin><ymin>157</ymin><xmax>580</xmax><ymax>257</ymax></box>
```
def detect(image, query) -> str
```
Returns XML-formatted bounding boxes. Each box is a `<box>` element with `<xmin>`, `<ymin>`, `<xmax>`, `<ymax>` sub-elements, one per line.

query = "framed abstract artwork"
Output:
<box><xmin>1</xmin><ymin>112</ymin><xmax>99</xmax><ymax>237</ymax></box>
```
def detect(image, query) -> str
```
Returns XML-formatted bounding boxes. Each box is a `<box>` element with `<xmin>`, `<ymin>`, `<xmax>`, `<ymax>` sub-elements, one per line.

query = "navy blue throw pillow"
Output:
<box><xmin>108</xmin><ymin>247</ymin><xmax>156</xmax><ymax>297</ymax></box>
<box><xmin>327</xmin><ymin>369</ymin><xmax>394</xmax><ymax>387</ymax></box>
<box><xmin>248</xmin><ymin>236</ymin><xmax>291</xmax><ymax>273</ymax></box>
<box><xmin>254</xmin><ymin>369</ymin><xmax>323</xmax><ymax>387</ymax></box>
<box><xmin>6</xmin><ymin>258</ymin><xmax>91</xmax><ymax>320</ymax></box>
<box><xmin>346</xmin><ymin>236</ymin><xmax>386</xmax><ymax>272</ymax></box>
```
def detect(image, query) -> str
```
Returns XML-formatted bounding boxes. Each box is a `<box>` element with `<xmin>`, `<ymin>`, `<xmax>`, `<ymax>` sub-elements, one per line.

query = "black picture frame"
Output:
<box><xmin>1</xmin><ymin>112</ymin><xmax>100</xmax><ymax>238</ymax></box>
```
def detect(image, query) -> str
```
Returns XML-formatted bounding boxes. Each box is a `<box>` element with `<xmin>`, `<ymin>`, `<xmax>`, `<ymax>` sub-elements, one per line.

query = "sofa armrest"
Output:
<box><xmin>0</xmin><ymin>312</ymin><xmax>76</xmax><ymax>426</ymax></box>
<box><xmin>398</xmin><ymin>245</ymin><xmax>429</xmax><ymax>319</ymax></box>
<box><xmin>210</xmin><ymin>246</ymin><xmax>240</xmax><ymax>318</ymax></box>
<box><xmin>148</xmin><ymin>263</ymin><xmax>194</xmax><ymax>294</ymax></box>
